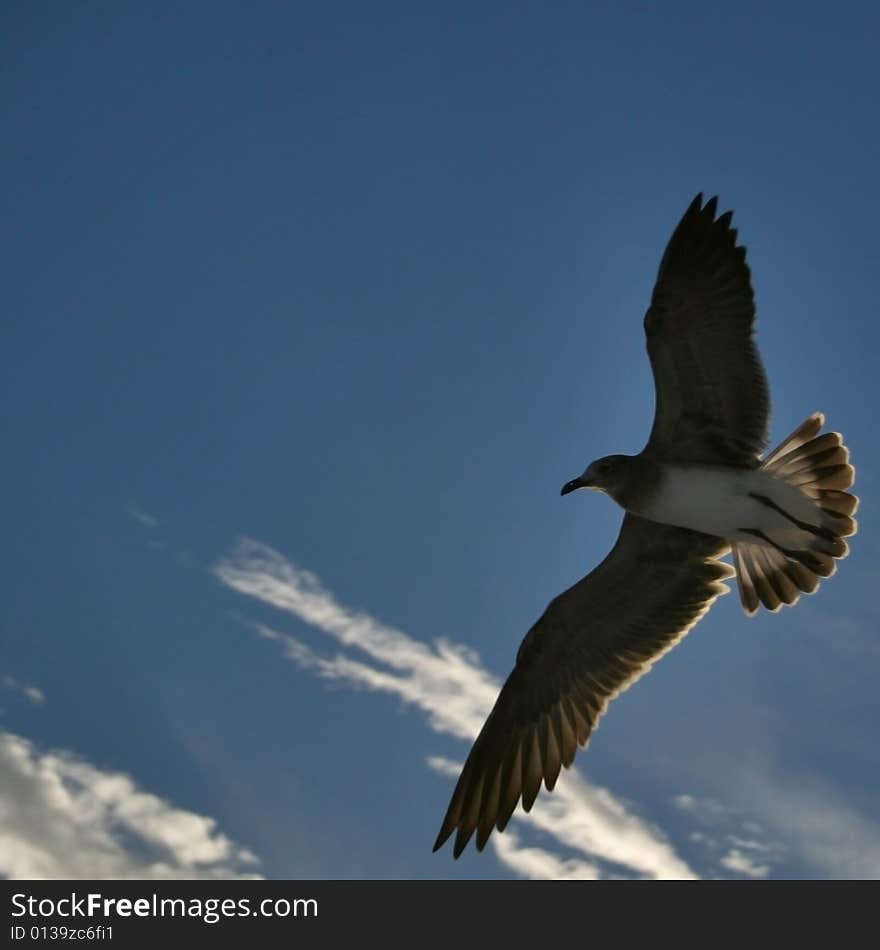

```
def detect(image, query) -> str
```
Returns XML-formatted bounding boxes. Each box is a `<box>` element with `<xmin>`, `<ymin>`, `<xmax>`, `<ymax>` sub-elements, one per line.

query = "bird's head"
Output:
<box><xmin>561</xmin><ymin>454</ymin><xmax>633</xmax><ymax>504</ymax></box>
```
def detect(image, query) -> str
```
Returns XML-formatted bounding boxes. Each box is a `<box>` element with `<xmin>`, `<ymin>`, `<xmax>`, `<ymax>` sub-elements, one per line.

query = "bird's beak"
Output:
<box><xmin>561</xmin><ymin>475</ymin><xmax>591</xmax><ymax>496</ymax></box>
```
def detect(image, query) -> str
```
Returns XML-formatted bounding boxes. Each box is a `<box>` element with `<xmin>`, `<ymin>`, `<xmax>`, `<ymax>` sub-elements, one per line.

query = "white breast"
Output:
<box><xmin>637</xmin><ymin>466</ymin><xmax>767</xmax><ymax>539</ymax></box>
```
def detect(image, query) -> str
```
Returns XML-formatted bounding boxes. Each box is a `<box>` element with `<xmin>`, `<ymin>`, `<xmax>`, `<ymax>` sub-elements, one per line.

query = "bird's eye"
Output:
<box><xmin>599</xmin><ymin>461</ymin><xmax>612</xmax><ymax>475</ymax></box>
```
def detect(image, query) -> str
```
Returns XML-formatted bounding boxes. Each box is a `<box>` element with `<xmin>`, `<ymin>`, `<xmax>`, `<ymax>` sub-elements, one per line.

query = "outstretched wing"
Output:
<box><xmin>643</xmin><ymin>194</ymin><xmax>770</xmax><ymax>465</ymax></box>
<box><xmin>433</xmin><ymin>514</ymin><xmax>733</xmax><ymax>857</ymax></box>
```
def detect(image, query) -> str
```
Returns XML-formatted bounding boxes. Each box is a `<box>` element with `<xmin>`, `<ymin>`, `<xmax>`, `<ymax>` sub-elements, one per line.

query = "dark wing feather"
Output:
<box><xmin>433</xmin><ymin>515</ymin><xmax>733</xmax><ymax>857</ymax></box>
<box><xmin>643</xmin><ymin>194</ymin><xmax>770</xmax><ymax>464</ymax></box>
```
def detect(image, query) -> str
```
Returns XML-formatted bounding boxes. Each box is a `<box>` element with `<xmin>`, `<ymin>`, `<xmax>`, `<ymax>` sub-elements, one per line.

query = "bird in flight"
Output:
<box><xmin>433</xmin><ymin>194</ymin><xmax>858</xmax><ymax>859</ymax></box>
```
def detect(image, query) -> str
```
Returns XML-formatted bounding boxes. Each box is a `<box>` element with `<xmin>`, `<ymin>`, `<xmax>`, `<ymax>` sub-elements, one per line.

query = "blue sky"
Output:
<box><xmin>2</xmin><ymin>2</ymin><xmax>879</xmax><ymax>879</ymax></box>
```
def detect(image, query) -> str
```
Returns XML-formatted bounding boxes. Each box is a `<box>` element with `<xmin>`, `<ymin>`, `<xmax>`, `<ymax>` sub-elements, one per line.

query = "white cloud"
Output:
<box><xmin>491</xmin><ymin>830</ymin><xmax>600</xmax><ymax>880</ymax></box>
<box><xmin>672</xmin><ymin>793</ymin><xmax>732</xmax><ymax>821</ymax></box>
<box><xmin>3</xmin><ymin>675</ymin><xmax>46</xmax><ymax>706</ymax></box>
<box><xmin>727</xmin><ymin>834</ymin><xmax>778</xmax><ymax>853</ymax></box>
<box><xmin>720</xmin><ymin>848</ymin><xmax>769</xmax><ymax>878</ymax></box>
<box><xmin>0</xmin><ymin>731</ymin><xmax>261</xmax><ymax>880</ymax></box>
<box><xmin>215</xmin><ymin>538</ymin><xmax>696</xmax><ymax>880</ymax></box>
<box><xmin>673</xmin><ymin>792</ymin><xmax>785</xmax><ymax>878</ymax></box>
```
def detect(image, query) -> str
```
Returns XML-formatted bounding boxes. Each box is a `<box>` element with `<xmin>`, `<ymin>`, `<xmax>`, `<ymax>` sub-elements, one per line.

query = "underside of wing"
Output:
<box><xmin>432</xmin><ymin>514</ymin><xmax>733</xmax><ymax>858</ymax></box>
<box><xmin>643</xmin><ymin>194</ymin><xmax>769</xmax><ymax>465</ymax></box>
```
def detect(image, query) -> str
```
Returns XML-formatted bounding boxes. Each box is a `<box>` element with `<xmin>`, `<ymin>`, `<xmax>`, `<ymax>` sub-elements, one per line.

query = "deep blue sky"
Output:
<box><xmin>2</xmin><ymin>3</ymin><xmax>878</xmax><ymax>879</ymax></box>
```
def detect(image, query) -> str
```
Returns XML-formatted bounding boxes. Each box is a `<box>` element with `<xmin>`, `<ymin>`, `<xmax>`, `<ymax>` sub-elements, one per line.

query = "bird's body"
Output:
<box><xmin>433</xmin><ymin>194</ymin><xmax>858</xmax><ymax>859</ymax></box>
<box><xmin>632</xmin><ymin>462</ymin><xmax>830</xmax><ymax>548</ymax></box>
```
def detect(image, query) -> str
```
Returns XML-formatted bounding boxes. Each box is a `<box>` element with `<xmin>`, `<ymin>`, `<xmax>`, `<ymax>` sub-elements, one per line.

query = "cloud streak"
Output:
<box><xmin>720</xmin><ymin>848</ymin><xmax>769</xmax><ymax>878</ymax></box>
<box><xmin>3</xmin><ymin>675</ymin><xmax>45</xmax><ymax>706</ymax></box>
<box><xmin>215</xmin><ymin>538</ymin><xmax>696</xmax><ymax>880</ymax></box>
<box><xmin>127</xmin><ymin>504</ymin><xmax>159</xmax><ymax>528</ymax></box>
<box><xmin>0</xmin><ymin>731</ymin><xmax>261</xmax><ymax>879</ymax></box>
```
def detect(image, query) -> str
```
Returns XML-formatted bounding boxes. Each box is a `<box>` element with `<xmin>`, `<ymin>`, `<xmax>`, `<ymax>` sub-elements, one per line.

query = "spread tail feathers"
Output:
<box><xmin>732</xmin><ymin>413</ymin><xmax>858</xmax><ymax>615</ymax></box>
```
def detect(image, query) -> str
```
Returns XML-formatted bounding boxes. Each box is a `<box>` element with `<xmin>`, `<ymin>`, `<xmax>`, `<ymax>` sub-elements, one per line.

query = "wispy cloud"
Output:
<box><xmin>673</xmin><ymin>792</ymin><xmax>733</xmax><ymax>822</ymax></box>
<box><xmin>3</xmin><ymin>675</ymin><xmax>46</xmax><ymax>706</ymax></box>
<box><xmin>127</xmin><ymin>504</ymin><xmax>159</xmax><ymax>528</ymax></box>
<box><xmin>491</xmin><ymin>830</ymin><xmax>601</xmax><ymax>880</ymax></box>
<box><xmin>673</xmin><ymin>792</ymin><xmax>786</xmax><ymax>878</ymax></box>
<box><xmin>0</xmin><ymin>731</ymin><xmax>261</xmax><ymax>879</ymax></box>
<box><xmin>215</xmin><ymin>538</ymin><xmax>696</xmax><ymax>880</ymax></box>
<box><xmin>732</xmin><ymin>772</ymin><xmax>880</xmax><ymax>879</ymax></box>
<box><xmin>673</xmin><ymin>779</ymin><xmax>880</xmax><ymax>880</ymax></box>
<box><xmin>720</xmin><ymin>848</ymin><xmax>769</xmax><ymax>878</ymax></box>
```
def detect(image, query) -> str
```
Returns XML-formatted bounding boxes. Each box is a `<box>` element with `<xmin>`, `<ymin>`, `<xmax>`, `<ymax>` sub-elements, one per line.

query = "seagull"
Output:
<box><xmin>433</xmin><ymin>194</ymin><xmax>858</xmax><ymax>859</ymax></box>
